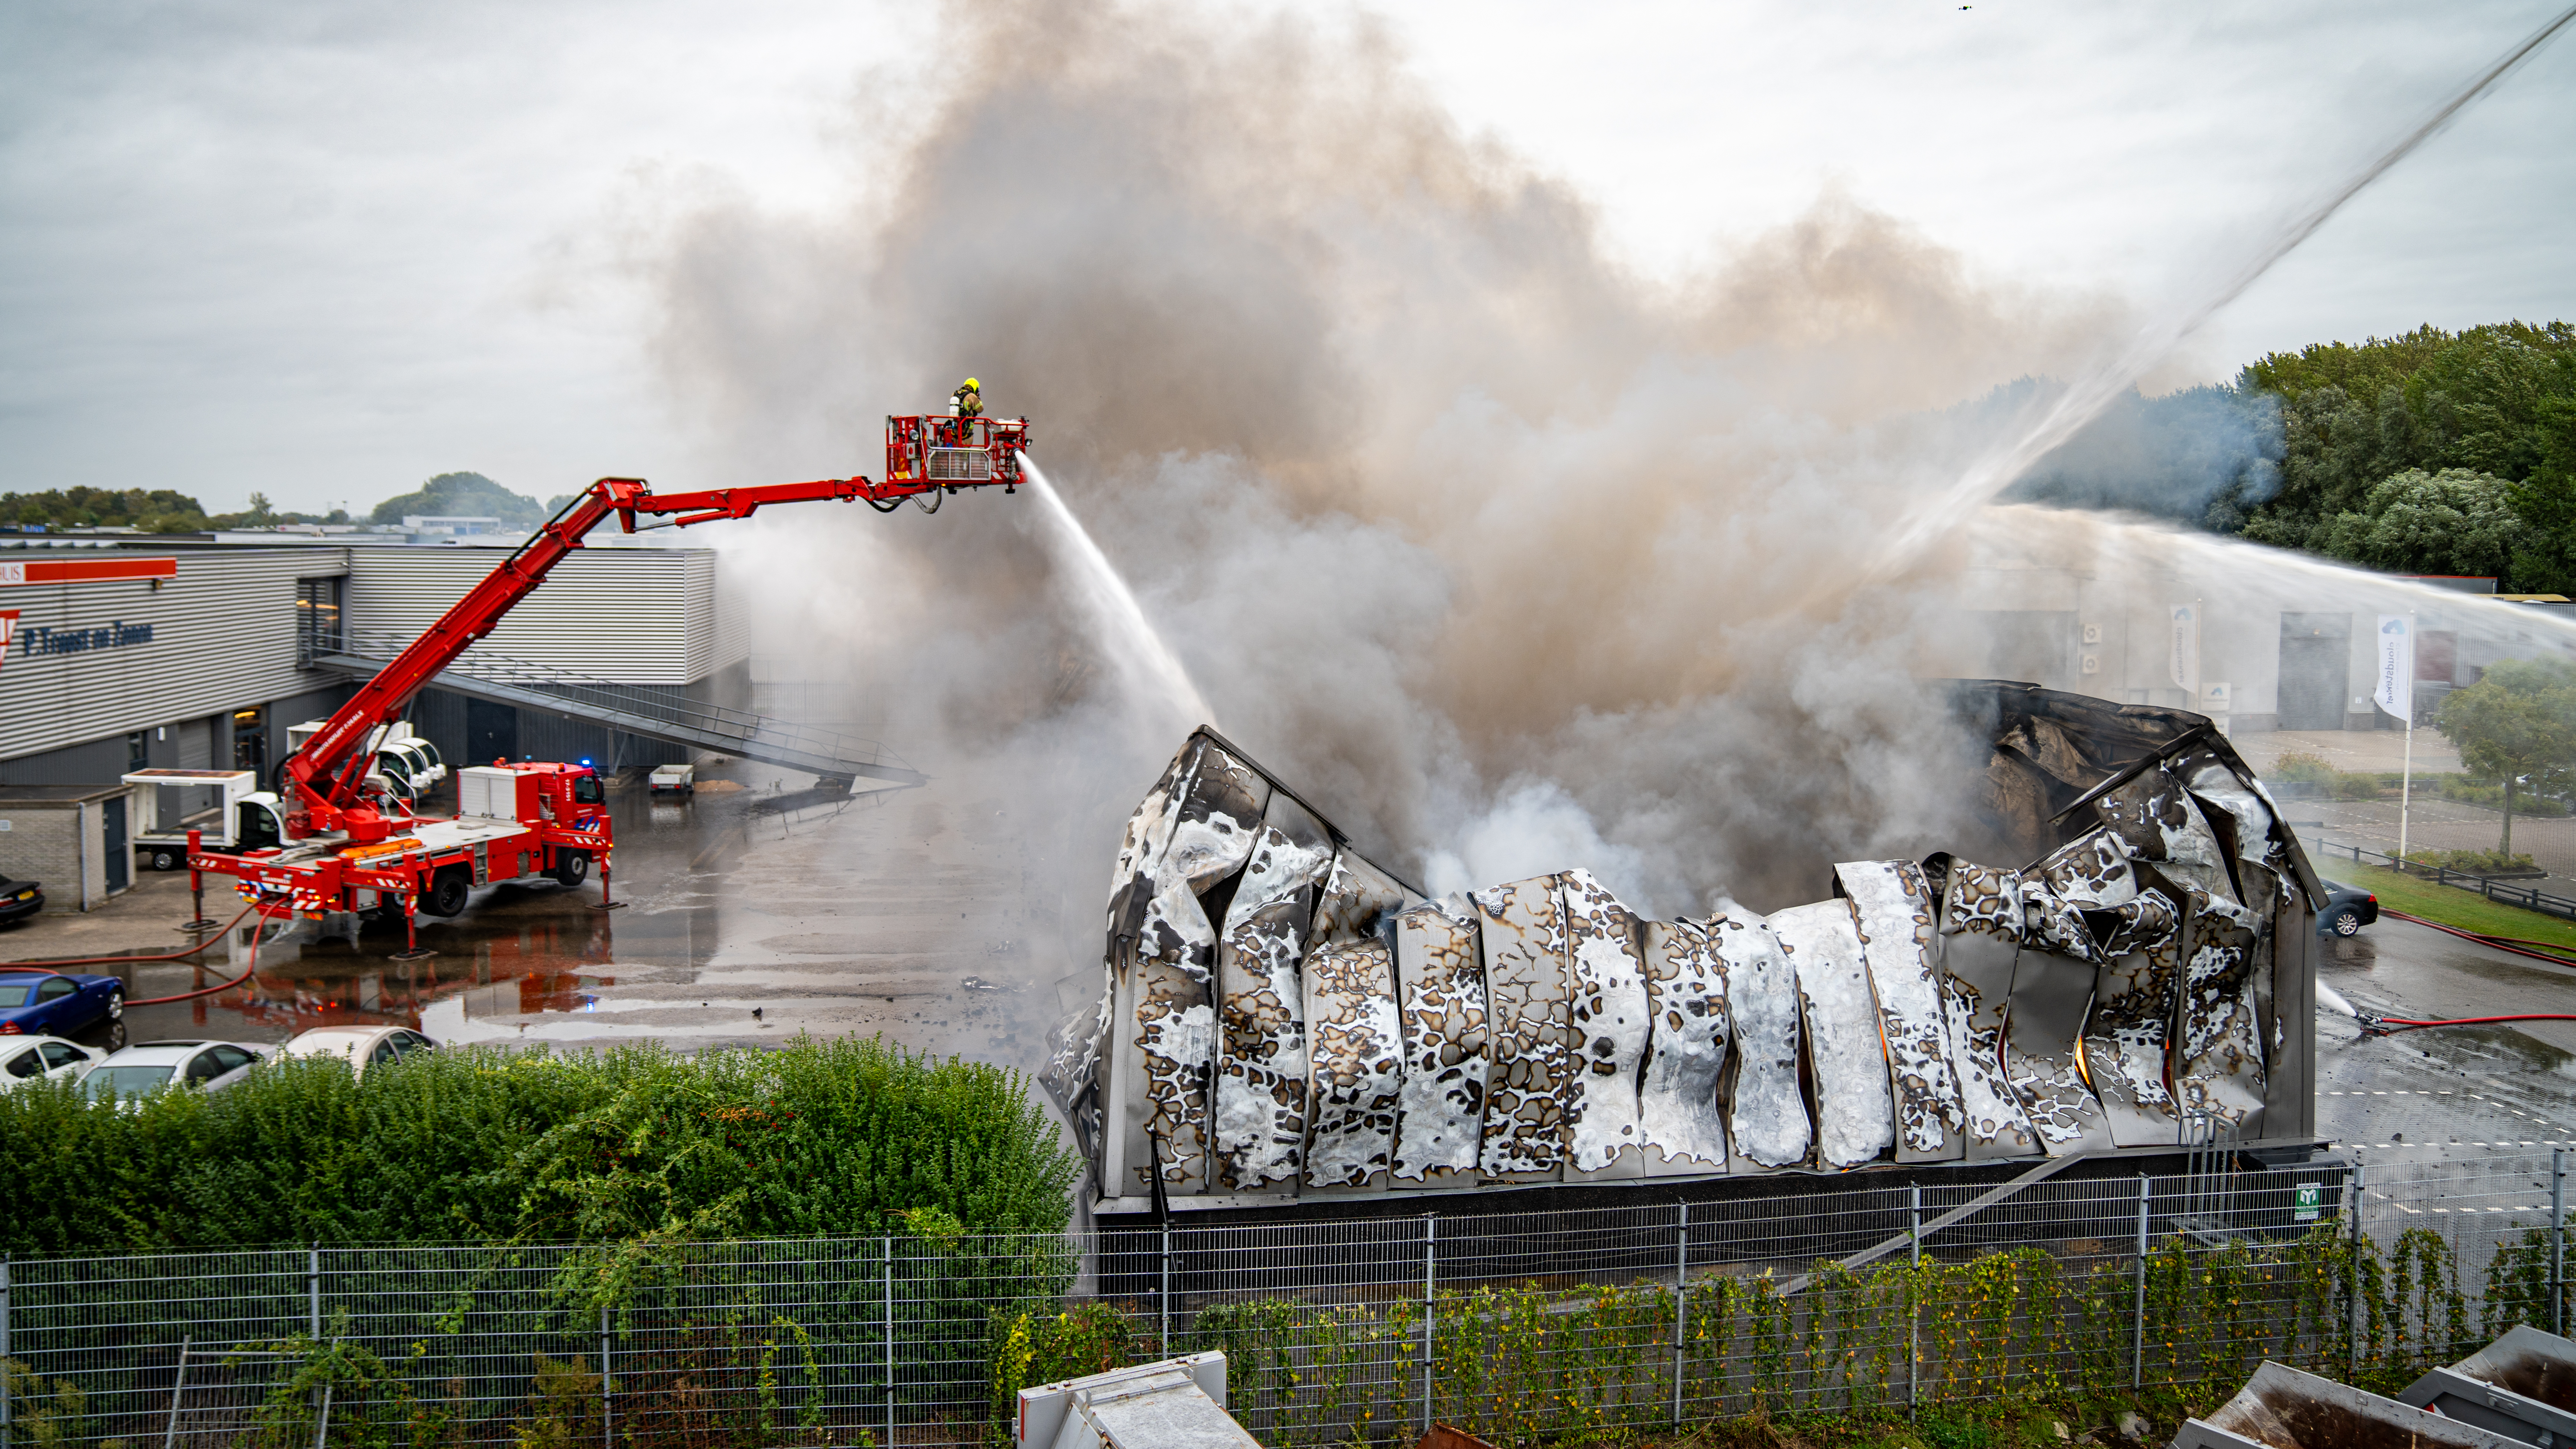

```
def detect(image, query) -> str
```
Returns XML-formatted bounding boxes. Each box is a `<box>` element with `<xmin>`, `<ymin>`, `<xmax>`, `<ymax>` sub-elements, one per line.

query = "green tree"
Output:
<box><xmin>2232</xmin><ymin>321</ymin><xmax>2576</xmax><ymax>586</ymax></box>
<box><xmin>2316</xmin><ymin>468</ymin><xmax>2519</xmax><ymax>579</ymax></box>
<box><xmin>369</xmin><ymin>471</ymin><xmax>546</xmax><ymax>527</ymax></box>
<box><xmin>2435</xmin><ymin>658</ymin><xmax>2576</xmax><ymax>855</ymax></box>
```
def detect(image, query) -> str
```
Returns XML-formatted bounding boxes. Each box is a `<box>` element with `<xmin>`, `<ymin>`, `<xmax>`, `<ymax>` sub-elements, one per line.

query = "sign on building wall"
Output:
<box><xmin>0</xmin><ymin>609</ymin><xmax>15</xmax><ymax>683</ymax></box>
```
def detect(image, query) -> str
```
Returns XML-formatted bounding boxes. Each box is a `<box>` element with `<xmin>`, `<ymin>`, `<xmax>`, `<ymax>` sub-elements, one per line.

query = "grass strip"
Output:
<box><xmin>2326</xmin><ymin>862</ymin><xmax>2576</xmax><ymax>952</ymax></box>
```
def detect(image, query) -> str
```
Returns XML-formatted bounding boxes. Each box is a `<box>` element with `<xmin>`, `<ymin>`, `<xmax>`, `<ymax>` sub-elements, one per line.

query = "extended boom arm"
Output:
<box><xmin>288</xmin><ymin>439</ymin><xmax>1024</xmax><ymax>843</ymax></box>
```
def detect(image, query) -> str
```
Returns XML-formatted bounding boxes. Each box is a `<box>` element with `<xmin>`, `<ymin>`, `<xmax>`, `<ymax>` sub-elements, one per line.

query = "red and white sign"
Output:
<box><xmin>0</xmin><ymin>610</ymin><xmax>17</xmax><ymax>683</ymax></box>
<box><xmin>0</xmin><ymin>558</ymin><xmax>178</xmax><ymax>586</ymax></box>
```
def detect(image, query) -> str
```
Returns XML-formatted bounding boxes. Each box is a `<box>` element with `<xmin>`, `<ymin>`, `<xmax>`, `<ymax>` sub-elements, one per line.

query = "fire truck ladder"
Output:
<box><xmin>312</xmin><ymin>630</ymin><xmax>926</xmax><ymax>790</ymax></box>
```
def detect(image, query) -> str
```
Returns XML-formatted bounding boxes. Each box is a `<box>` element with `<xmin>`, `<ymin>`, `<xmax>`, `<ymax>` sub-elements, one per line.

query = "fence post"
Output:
<box><xmin>883</xmin><ymin>1236</ymin><xmax>896</xmax><ymax>1449</ymax></box>
<box><xmin>308</xmin><ymin>1246</ymin><xmax>323</xmax><ymax>1432</ymax></box>
<box><xmin>1159</xmin><ymin>1222</ymin><xmax>1172</xmax><ymax>1358</ymax></box>
<box><xmin>1421</xmin><ymin>1215</ymin><xmax>1436</xmax><ymax>1437</ymax></box>
<box><xmin>599</xmin><ymin>1305</ymin><xmax>612</xmax><ymax>1449</ymax></box>
<box><xmin>1671</xmin><ymin>1201</ymin><xmax>1688</xmax><ymax>1429</ymax></box>
<box><xmin>2554</xmin><ymin>1150</ymin><xmax>2566</xmax><ymax>1336</ymax></box>
<box><xmin>2130</xmin><ymin>1176</ymin><xmax>2149</xmax><ymax>1391</ymax></box>
<box><xmin>2348</xmin><ymin>1159</ymin><xmax>2366</xmax><ymax>1382</ymax></box>
<box><xmin>3</xmin><ymin>1253</ymin><xmax>12</xmax><ymax>1449</ymax></box>
<box><xmin>1908</xmin><ymin>1184</ymin><xmax>1921</xmax><ymax>1416</ymax></box>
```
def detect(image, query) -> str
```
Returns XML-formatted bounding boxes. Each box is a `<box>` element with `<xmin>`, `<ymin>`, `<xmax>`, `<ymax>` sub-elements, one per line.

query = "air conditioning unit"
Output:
<box><xmin>1015</xmin><ymin>1353</ymin><xmax>1252</xmax><ymax>1449</ymax></box>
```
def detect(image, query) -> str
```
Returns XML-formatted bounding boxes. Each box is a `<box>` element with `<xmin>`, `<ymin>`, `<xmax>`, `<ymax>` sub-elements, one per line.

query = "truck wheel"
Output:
<box><xmin>150</xmin><ymin>848</ymin><xmax>178</xmax><ymax>871</ymax></box>
<box><xmin>553</xmin><ymin>851</ymin><xmax>591</xmax><ymax>888</ymax></box>
<box><xmin>425</xmin><ymin>870</ymin><xmax>471</xmax><ymax>918</ymax></box>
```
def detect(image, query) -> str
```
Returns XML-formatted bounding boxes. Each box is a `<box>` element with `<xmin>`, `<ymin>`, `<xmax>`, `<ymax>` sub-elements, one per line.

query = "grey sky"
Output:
<box><xmin>1</xmin><ymin>0</ymin><xmax>2568</xmax><ymax>516</ymax></box>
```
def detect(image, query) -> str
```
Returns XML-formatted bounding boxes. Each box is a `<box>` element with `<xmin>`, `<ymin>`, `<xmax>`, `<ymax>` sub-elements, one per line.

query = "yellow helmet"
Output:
<box><xmin>962</xmin><ymin>377</ymin><xmax>980</xmax><ymax>392</ymax></box>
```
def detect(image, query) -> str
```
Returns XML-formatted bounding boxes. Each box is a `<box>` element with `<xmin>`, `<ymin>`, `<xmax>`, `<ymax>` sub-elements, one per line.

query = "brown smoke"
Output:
<box><xmin>643</xmin><ymin>0</ymin><xmax>2150</xmax><ymax>918</ymax></box>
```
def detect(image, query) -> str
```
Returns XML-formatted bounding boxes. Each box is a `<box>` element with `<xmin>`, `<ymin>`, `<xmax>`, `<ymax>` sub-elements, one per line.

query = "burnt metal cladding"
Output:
<box><xmin>1041</xmin><ymin>685</ymin><xmax>2322</xmax><ymax>1207</ymax></box>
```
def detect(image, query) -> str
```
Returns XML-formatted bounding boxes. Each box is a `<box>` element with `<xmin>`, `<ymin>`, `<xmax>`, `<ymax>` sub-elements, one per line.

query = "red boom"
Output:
<box><xmin>287</xmin><ymin>429</ymin><xmax>1026</xmax><ymax>844</ymax></box>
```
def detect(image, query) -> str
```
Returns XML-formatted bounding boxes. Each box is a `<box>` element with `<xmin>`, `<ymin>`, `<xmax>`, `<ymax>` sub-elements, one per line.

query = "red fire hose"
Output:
<box><xmin>5</xmin><ymin>902</ymin><xmax>278</xmax><ymax>1004</ymax></box>
<box><xmin>2361</xmin><ymin>1012</ymin><xmax>2576</xmax><ymax>1038</ymax></box>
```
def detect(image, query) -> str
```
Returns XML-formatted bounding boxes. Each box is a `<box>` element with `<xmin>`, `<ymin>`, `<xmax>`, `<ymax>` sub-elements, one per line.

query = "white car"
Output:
<box><xmin>276</xmin><ymin>1025</ymin><xmax>438</xmax><ymax>1076</ymax></box>
<box><xmin>0</xmin><ymin>1035</ymin><xmax>99</xmax><ymax>1091</ymax></box>
<box><xmin>79</xmin><ymin>1040</ymin><xmax>268</xmax><ymax>1107</ymax></box>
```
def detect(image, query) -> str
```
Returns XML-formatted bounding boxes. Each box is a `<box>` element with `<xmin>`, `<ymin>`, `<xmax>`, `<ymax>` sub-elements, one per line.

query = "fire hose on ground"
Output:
<box><xmin>6</xmin><ymin>900</ymin><xmax>281</xmax><ymax>1004</ymax></box>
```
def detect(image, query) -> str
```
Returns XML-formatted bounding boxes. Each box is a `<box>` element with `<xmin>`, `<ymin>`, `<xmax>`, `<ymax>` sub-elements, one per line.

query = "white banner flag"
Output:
<box><xmin>2375</xmin><ymin>615</ymin><xmax>2413</xmax><ymax>721</ymax></box>
<box><xmin>2169</xmin><ymin>606</ymin><xmax>2198</xmax><ymax>692</ymax></box>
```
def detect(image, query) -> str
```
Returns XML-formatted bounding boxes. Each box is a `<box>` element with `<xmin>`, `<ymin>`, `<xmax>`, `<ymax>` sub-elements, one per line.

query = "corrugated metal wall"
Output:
<box><xmin>0</xmin><ymin>549</ymin><xmax>348</xmax><ymax>764</ymax></box>
<box><xmin>345</xmin><ymin>544</ymin><xmax>743</xmax><ymax>683</ymax></box>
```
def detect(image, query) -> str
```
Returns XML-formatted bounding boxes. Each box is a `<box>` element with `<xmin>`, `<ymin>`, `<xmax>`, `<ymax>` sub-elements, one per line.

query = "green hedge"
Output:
<box><xmin>0</xmin><ymin>1034</ymin><xmax>1078</xmax><ymax>1254</ymax></box>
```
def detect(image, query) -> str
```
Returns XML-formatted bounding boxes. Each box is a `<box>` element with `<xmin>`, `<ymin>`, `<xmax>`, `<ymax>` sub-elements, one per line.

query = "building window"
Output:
<box><xmin>233</xmin><ymin>706</ymin><xmax>267</xmax><ymax>775</ymax></box>
<box><xmin>296</xmin><ymin>576</ymin><xmax>345</xmax><ymax>664</ymax></box>
<box><xmin>127</xmin><ymin>731</ymin><xmax>148</xmax><ymax>773</ymax></box>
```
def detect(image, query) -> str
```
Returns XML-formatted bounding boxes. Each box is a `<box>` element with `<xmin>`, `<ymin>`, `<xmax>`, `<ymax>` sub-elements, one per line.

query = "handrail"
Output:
<box><xmin>321</xmin><ymin>630</ymin><xmax>911</xmax><ymax>777</ymax></box>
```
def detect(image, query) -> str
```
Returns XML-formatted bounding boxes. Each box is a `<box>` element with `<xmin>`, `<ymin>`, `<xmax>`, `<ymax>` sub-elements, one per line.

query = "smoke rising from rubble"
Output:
<box><xmin>643</xmin><ymin>2</ymin><xmax>2562</xmax><ymax>978</ymax></box>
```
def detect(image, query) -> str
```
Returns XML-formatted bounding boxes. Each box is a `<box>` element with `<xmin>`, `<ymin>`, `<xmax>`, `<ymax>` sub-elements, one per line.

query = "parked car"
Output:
<box><xmin>2318</xmin><ymin>880</ymin><xmax>2381</xmax><ymax>938</ymax></box>
<box><xmin>79</xmin><ymin>1040</ymin><xmax>267</xmax><ymax>1107</ymax></box>
<box><xmin>0</xmin><ymin>1034</ymin><xmax>99</xmax><ymax>1091</ymax></box>
<box><xmin>0</xmin><ymin>968</ymin><xmax>124</xmax><ymax>1048</ymax></box>
<box><xmin>276</xmin><ymin>1024</ymin><xmax>438</xmax><ymax>1077</ymax></box>
<box><xmin>0</xmin><ymin>875</ymin><xmax>42</xmax><ymax>925</ymax></box>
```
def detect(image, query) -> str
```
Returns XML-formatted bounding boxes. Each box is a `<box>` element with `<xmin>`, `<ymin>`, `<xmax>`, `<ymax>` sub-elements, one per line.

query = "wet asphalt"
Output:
<box><xmin>2</xmin><ymin>763</ymin><xmax>1090</xmax><ymax>1075</ymax></box>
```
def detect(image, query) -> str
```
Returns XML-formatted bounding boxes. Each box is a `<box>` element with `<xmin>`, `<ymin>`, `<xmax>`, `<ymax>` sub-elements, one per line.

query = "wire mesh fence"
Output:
<box><xmin>6</xmin><ymin>1152</ymin><xmax>2576</xmax><ymax>1449</ymax></box>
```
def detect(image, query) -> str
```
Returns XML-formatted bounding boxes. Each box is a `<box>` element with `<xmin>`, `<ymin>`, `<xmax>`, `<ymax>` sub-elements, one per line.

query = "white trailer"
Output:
<box><xmin>121</xmin><ymin>768</ymin><xmax>260</xmax><ymax>869</ymax></box>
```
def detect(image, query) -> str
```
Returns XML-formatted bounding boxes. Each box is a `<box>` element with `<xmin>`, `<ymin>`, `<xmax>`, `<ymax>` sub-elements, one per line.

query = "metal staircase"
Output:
<box><xmin>311</xmin><ymin>632</ymin><xmax>926</xmax><ymax>789</ymax></box>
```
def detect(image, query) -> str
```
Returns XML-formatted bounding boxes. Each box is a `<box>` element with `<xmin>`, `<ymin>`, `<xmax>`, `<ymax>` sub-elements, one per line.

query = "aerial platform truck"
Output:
<box><xmin>189</xmin><ymin>412</ymin><xmax>1031</xmax><ymax>946</ymax></box>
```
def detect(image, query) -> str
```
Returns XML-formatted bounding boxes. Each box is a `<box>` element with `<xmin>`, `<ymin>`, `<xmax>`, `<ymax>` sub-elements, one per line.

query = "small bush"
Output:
<box><xmin>2404</xmin><ymin>848</ymin><xmax>2539</xmax><ymax>874</ymax></box>
<box><xmin>985</xmin><ymin>1304</ymin><xmax>1136</xmax><ymax>1441</ymax></box>
<box><xmin>2439</xmin><ymin>777</ymin><xmax>2573</xmax><ymax>817</ymax></box>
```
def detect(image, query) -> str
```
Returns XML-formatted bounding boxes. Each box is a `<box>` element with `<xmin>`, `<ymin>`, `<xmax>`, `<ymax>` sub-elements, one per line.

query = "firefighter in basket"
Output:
<box><xmin>949</xmin><ymin>377</ymin><xmax>982</xmax><ymax>446</ymax></box>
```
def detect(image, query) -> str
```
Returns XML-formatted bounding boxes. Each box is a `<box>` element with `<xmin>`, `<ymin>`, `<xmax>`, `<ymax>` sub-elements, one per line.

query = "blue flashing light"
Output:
<box><xmin>580</xmin><ymin>758</ymin><xmax>594</xmax><ymax>768</ymax></box>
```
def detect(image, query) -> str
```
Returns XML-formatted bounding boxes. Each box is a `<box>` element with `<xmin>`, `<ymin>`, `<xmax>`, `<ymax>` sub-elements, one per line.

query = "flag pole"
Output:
<box><xmin>2399</xmin><ymin>610</ymin><xmax>2415</xmax><ymax>867</ymax></box>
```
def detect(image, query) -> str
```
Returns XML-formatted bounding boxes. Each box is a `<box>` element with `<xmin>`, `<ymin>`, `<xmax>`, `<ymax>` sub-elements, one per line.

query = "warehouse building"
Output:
<box><xmin>0</xmin><ymin>537</ymin><xmax>745</xmax><ymax>901</ymax></box>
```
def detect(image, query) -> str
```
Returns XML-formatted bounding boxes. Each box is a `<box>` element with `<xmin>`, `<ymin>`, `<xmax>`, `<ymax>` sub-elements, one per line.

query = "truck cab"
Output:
<box><xmin>234</xmin><ymin>793</ymin><xmax>290</xmax><ymax>852</ymax></box>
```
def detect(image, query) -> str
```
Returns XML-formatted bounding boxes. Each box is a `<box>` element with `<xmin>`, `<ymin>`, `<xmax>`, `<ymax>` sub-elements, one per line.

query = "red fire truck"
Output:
<box><xmin>194</xmin><ymin>415</ymin><xmax>1031</xmax><ymax>934</ymax></box>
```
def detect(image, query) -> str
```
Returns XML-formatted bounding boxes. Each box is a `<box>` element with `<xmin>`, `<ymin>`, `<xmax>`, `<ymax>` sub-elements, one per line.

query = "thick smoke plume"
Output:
<box><xmin>634</xmin><ymin>1</ymin><xmax>2567</xmax><ymax>955</ymax></box>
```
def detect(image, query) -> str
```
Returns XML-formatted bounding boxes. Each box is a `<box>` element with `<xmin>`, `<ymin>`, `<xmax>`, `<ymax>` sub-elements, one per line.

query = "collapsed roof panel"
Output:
<box><xmin>1043</xmin><ymin>691</ymin><xmax>2319</xmax><ymax>1211</ymax></box>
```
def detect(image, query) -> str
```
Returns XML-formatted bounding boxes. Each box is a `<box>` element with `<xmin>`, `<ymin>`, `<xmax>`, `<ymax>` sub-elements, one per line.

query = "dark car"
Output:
<box><xmin>0</xmin><ymin>968</ymin><xmax>126</xmax><ymax>1050</ymax></box>
<box><xmin>2318</xmin><ymin>880</ymin><xmax>2380</xmax><ymax>938</ymax></box>
<box><xmin>0</xmin><ymin>875</ymin><xmax>41</xmax><ymax>925</ymax></box>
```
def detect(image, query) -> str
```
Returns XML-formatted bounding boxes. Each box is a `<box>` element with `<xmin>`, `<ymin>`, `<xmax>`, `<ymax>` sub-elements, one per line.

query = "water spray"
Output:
<box><xmin>1019</xmin><ymin>458</ymin><xmax>1216</xmax><ymax>730</ymax></box>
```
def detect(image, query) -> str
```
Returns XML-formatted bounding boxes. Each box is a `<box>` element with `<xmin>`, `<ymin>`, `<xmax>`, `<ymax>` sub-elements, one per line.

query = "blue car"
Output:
<box><xmin>0</xmin><ymin>968</ymin><xmax>126</xmax><ymax>1051</ymax></box>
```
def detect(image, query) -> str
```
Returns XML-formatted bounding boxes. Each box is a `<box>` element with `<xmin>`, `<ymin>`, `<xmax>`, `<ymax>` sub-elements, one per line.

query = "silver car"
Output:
<box><xmin>0</xmin><ymin>1034</ymin><xmax>99</xmax><ymax>1091</ymax></box>
<box><xmin>79</xmin><ymin>1040</ymin><xmax>268</xmax><ymax>1107</ymax></box>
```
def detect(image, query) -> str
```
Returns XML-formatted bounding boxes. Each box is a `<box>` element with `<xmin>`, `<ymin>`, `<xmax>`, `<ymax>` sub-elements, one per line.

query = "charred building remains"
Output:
<box><xmin>1042</xmin><ymin>683</ymin><xmax>2321</xmax><ymax>1216</ymax></box>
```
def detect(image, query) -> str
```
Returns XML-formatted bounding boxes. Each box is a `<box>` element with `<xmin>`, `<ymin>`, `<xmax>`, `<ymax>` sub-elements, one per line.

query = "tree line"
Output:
<box><xmin>0</xmin><ymin>470</ymin><xmax>569</xmax><ymax>534</ymax></box>
<box><xmin>2017</xmin><ymin>319</ymin><xmax>2576</xmax><ymax>592</ymax></box>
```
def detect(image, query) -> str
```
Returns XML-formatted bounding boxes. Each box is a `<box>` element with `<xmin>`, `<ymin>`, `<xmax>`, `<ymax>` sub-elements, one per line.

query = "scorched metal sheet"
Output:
<box><xmin>1303</xmin><ymin>938</ymin><xmax>1403</xmax><ymax>1189</ymax></box>
<box><xmin>1637</xmin><ymin>918</ymin><xmax>1729</xmax><ymax>1175</ymax></box>
<box><xmin>1769</xmin><ymin>900</ymin><xmax>1891</xmax><ymax>1170</ymax></box>
<box><xmin>1837</xmin><ymin>860</ymin><xmax>1962</xmax><ymax>1164</ymax></box>
<box><xmin>1392</xmin><ymin>900</ymin><xmax>1487</xmax><ymax>1186</ymax></box>
<box><xmin>1704</xmin><ymin>907</ymin><xmax>1809</xmax><ymax>1171</ymax></box>
<box><xmin>1930</xmin><ymin>861</ymin><xmax>2038</xmax><ymax>1161</ymax></box>
<box><xmin>1211</xmin><ymin>794</ymin><xmax>1336</xmax><ymax>1191</ymax></box>
<box><xmin>1561</xmin><ymin>870</ymin><xmax>1648</xmax><ymax>1180</ymax></box>
<box><xmin>1474</xmin><ymin>874</ymin><xmax>1571</xmax><ymax>1182</ymax></box>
